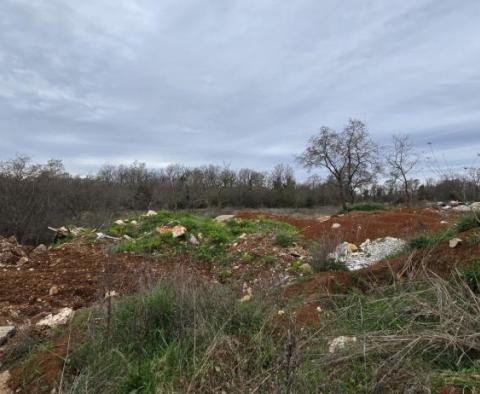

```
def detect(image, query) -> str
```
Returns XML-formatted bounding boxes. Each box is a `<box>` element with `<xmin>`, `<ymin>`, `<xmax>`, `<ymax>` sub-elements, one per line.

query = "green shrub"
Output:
<box><xmin>341</xmin><ymin>202</ymin><xmax>386</xmax><ymax>213</ymax></box>
<box><xmin>456</xmin><ymin>212</ymin><xmax>480</xmax><ymax>233</ymax></box>
<box><xmin>274</xmin><ymin>232</ymin><xmax>297</xmax><ymax>247</ymax></box>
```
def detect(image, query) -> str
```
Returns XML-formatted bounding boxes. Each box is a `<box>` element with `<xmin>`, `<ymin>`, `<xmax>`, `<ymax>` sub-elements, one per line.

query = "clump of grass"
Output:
<box><xmin>456</xmin><ymin>212</ymin><xmax>480</xmax><ymax>233</ymax></box>
<box><xmin>240</xmin><ymin>252</ymin><xmax>254</xmax><ymax>263</ymax></box>
<box><xmin>61</xmin><ymin>274</ymin><xmax>287</xmax><ymax>393</ymax></box>
<box><xmin>341</xmin><ymin>202</ymin><xmax>386</xmax><ymax>213</ymax></box>
<box><xmin>409</xmin><ymin>230</ymin><xmax>454</xmax><ymax>249</ymax></box>
<box><xmin>409</xmin><ymin>212</ymin><xmax>480</xmax><ymax>250</ymax></box>
<box><xmin>305</xmin><ymin>276</ymin><xmax>480</xmax><ymax>392</ymax></box>
<box><xmin>308</xmin><ymin>234</ymin><xmax>348</xmax><ymax>272</ymax></box>
<box><xmin>456</xmin><ymin>261</ymin><xmax>480</xmax><ymax>293</ymax></box>
<box><xmin>274</xmin><ymin>232</ymin><xmax>297</xmax><ymax>247</ymax></box>
<box><xmin>262</xmin><ymin>255</ymin><xmax>277</xmax><ymax>265</ymax></box>
<box><xmin>467</xmin><ymin>232</ymin><xmax>480</xmax><ymax>246</ymax></box>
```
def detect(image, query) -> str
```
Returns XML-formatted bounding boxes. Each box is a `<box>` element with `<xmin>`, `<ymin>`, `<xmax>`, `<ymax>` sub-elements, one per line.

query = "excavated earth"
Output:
<box><xmin>0</xmin><ymin>240</ymin><xmax>213</xmax><ymax>329</ymax></box>
<box><xmin>0</xmin><ymin>208</ymin><xmax>458</xmax><ymax>330</ymax></box>
<box><xmin>1</xmin><ymin>207</ymin><xmax>476</xmax><ymax>393</ymax></box>
<box><xmin>237</xmin><ymin>208</ymin><xmax>451</xmax><ymax>242</ymax></box>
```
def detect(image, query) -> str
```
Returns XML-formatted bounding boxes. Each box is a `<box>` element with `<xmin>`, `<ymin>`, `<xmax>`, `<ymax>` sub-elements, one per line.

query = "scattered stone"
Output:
<box><xmin>69</xmin><ymin>227</ymin><xmax>85</xmax><ymax>236</ymax></box>
<box><xmin>316</xmin><ymin>215</ymin><xmax>331</xmax><ymax>223</ymax></box>
<box><xmin>452</xmin><ymin>205</ymin><xmax>471</xmax><ymax>212</ymax></box>
<box><xmin>156</xmin><ymin>225</ymin><xmax>187</xmax><ymax>238</ymax></box>
<box><xmin>240</xmin><ymin>287</ymin><xmax>253</xmax><ymax>303</ymax></box>
<box><xmin>214</xmin><ymin>214</ymin><xmax>235</xmax><ymax>223</ymax></box>
<box><xmin>16</xmin><ymin>256</ymin><xmax>29</xmax><ymax>265</ymax></box>
<box><xmin>471</xmin><ymin>202</ymin><xmax>480</xmax><ymax>210</ymax></box>
<box><xmin>114</xmin><ymin>219</ymin><xmax>126</xmax><ymax>226</ymax></box>
<box><xmin>49</xmin><ymin>285</ymin><xmax>59</xmax><ymax>296</ymax></box>
<box><xmin>346</xmin><ymin>243</ymin><xmax>358</xmax><ymax>253</ymax></box>
<box><xmin>0</xmin><ymin>236</ymin><xmax>27</xmax><ymax>265</ymax></box>
<box><xmin>95</xmin><ymin>233</ymin><xmax>121</xmax><ymax>241</ymax></box>
<box><xmin>441</xmin><ymin>205</ymin><xmax>452</xmax><ymax>211</ymax></box>
<box><xmin>450</xmin><ymin>200</ymin><xmax>460</xmax><ymax>207</ymax></box>
<box><xmin>144</xmin><ymin>210</ymin><xmax>157</xmax><ymax>217</ymax></box>
<box><xmin>189</xmin><ymin>234</ymin><xmax>199</xmax><ymax>245</ymax></box>
<box><xmin>36</xmin><ymin>307</ymin><xmax>74</xmax><ymax>327</ymax></box>
<box><xmin>0</xmin><ymin>370</ymin><xmax>12</xmax><ymax>394</ymax></box>
<box><xmin>331</xmin><ymin>223</ymin><xmax>341</xmax><ymax>229</ymax></box>
<box><xmin>360</xmin><ymin>239</ymin><xmax>371</xmax><ymax>249</ymax></box>
<box><xmin>0</xmin><ymin>325</ymin><xmax>16</xmax><ymax>346</ymax></box>
<box><xmin>48</xmin><ymin>226</ymin><xmax>70</xmax><ymax>238</ymax></box>
<box><xmin>130</xmin><ymin>220</ymin><xmax>139</xmax><ymax>226</ymax></box>
<box><xmin>277</xmin><ymin>309</ymin><xmax>285</xmax><ymax>316</ymax></box>
<box><xmin>238</xmin><ymin>233</ymin><xmax>247</xmax><ymax>239</ymax></box>
<box><xmin>328</xmin><ymin>336</ymin><xmax>357</xmax><ymax>353</ymax></box>
<box><xmin>240</xmin><ymin>294</ymin><xmax>252</xmax><ymax>303</ymax></box>
<box><xmin>105</xmin><ymin>290</ymin><xmax>119</xmax><ymax>298</ymax></box>
<box><xmin>298</xmin><ymin>263</ymin><xmax>313</xmax><ymax>275</ymax></box>
<box><xmin>31</xmin><ymin>244</ymin><xmax>47</xmax><ymax>255</ymax></box>
<box><xmin>440</xmin><ymin>221</ymin><xmax>448</xmax><ymax>225</ymax></box>
<box><xmin>123</xmin><ymin>235</ymin><xmax>133</xmax><ymax>241</ymax></box>
<box><xmin>449</xmin><ymin>238</ymin><xmax>462</xmax><ymax>248</ymax></box>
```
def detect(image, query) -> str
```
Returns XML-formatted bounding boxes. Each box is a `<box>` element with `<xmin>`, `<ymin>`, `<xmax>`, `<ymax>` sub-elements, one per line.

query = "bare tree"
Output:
<box><xmin>298</xmin><ymin>119</ymin><xmax>380</xmax><ymax>210</ymax></box>
<box><xmin>387</xmin><ymin>135</ymin><xmax>419</xmax><ymax>206</ymax></box>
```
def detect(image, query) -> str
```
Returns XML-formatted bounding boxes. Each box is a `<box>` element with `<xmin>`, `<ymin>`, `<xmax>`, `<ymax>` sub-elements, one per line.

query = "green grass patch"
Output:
<box><xmin>61</xmin><ymin>278</ymin><xmax>282</xmax><ymax>393</ymax></box>
<box><xmin>456</xmin><ymin>212</ymin><xmax>480</xmax><ymax>233</ymax></box>
<box><xmin>409</xmin><ymin>212</ymin><xmax>480</xmax><ymax>250</ymax></box>
<box><xmin>106</xmin><ymin>211</ymin><xmax>300</xmax><ymax>264</ymax></box>
<box><xmin>456</xmin><ymin>261</ymin><xmax>480</xmax><ymax>293</ymax></box>
<box><xmin>467</xmin><ymin>232</ymin><xmax>480</xmax><ymax>246</ymax></box>
<box><xmin>273</xmin><ymin>231</ymin><xmax>298</xmax><ymax>247</ymax></box>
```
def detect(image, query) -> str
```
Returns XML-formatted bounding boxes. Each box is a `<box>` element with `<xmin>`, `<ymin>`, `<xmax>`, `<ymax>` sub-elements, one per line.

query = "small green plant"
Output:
<box><xmin>456</xmin><ymin>212</ymin><xmax>480</xmax><ymax>233</ymax></box>
<box><xmin>262</xmin><ymin>255</ymin><xmax>277</xmax><ymax>265</ymax></box>
<box><xmin>457</xmin><ymin>261</ymin><xmax>480</xmax><ymax>292</ymax></box>
<box><xmin>467</xmin><ymin>232</ymin><xmax>480</xmax><ymax>246</ymax></box>
<box><xmin>286</xmin><ymin>260</ymin><xmax>302</xmax><ymax>272</ymax></box>
<box><xmin>218</xmin><ymin>268</ymin><xmax>232</xmax><ymax>283</ymax></box>
<box><xmin>240</xmin><ymin>252</ymin><xmax>254</xmax><ymax>263</ymax></box>
<box><xmin>274</xmin><ymin>232</ymin><xmax>297</xmax><ymax>247</ymax></box>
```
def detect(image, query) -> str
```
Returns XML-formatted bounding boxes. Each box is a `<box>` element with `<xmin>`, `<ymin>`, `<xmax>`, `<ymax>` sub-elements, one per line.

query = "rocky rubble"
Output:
<box><xmin>437</xmin><ymin>201</ymin><xmax>480</xmax><ymax>212</ymax></box>
<box><xmin>330</xmin><ymin>237</ymin><xmax>408</xmax><ymax>270</ymax></box>
<box><xmin>0</xmin><ymin>236</ymin><xmax>28</xmax><ymax>266</ymax></box>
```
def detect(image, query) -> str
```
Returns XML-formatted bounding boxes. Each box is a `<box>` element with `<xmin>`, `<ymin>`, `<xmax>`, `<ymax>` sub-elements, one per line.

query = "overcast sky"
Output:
<box><xmin>1</xmin><ymin>0</ymin><xmax>480</xmax><ymax>178</ymax></box>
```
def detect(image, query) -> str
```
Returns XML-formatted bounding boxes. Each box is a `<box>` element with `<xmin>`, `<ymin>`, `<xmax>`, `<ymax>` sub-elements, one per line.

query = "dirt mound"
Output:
<box><xmin>0</xmin><ymin>239</ymin><xmax>213</xmax><ymax>327</ymax></box>
<box><xmin>237</xmin><ymin>208</ymin><xmax>449</xmax><ymax>243</ymax></box>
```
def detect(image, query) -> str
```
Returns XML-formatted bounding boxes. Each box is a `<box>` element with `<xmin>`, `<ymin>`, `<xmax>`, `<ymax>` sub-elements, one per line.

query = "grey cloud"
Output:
<box><xmin>1</xmin><ymin>0</ymin><xmax>479</xmax><ymax>179</ymax></box>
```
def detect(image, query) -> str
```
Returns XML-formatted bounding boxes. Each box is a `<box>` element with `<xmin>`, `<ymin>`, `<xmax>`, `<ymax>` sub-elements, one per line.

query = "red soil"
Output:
<box><xmin>237</xmin><ymin>208</ymin><xmax>450</xmax><ymax>243</ymax></box>
<box><xmin>0</xmin><ymin>240</ymin><xmax>213</xmax><ymax>327</ymax></box>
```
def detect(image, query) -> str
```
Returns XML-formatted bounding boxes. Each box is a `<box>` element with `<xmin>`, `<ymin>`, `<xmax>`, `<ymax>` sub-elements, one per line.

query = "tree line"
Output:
<box><xmin>1</xmin><ymin>118</ymin><xmax>479</xmax><ymax>243</ymax></box>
